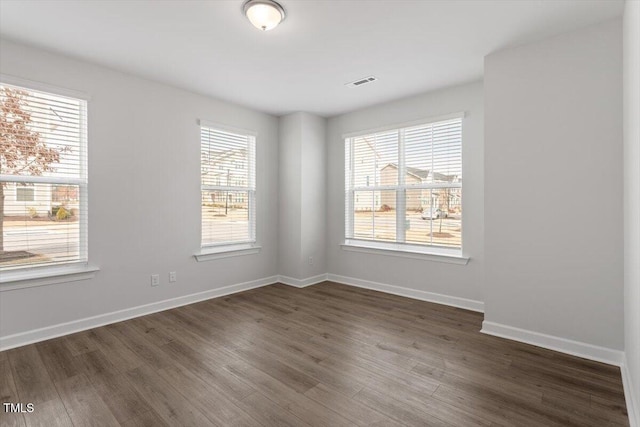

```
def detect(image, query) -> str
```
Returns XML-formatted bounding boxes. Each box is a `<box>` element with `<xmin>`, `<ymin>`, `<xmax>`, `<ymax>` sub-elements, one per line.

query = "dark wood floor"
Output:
<box><xmin>0</xmin><ymin>282</ymin><xmax>629</xmax><ymax>426</ymax></box>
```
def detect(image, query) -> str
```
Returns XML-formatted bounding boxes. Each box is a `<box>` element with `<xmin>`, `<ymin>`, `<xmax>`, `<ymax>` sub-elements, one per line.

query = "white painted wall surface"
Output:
<box><xmin>0</xmin><ymin>40</ymin><xmax>279</xmax><ymax>339</ymax></box>
<box><xmin>624</xmin><ymin>0</ymin><xmax>640</xmax><ymax>423</ymax></box>
<box><xmin>277</xmin><ymin>113</ymin><xmax>303</xmax><ymax>278</ymax></box>
<box><xmin>326</xmin><ymin>81</ymin><xmax>484</xmax><ymax>303</ymax></box>
<box><xmin>484</xmin><ymin>19</ymin><xmax>624</xmax><ymax>350</ymax></box>
<box><xmin>278</xmin><ymin>112</ymin><xmax>327</xmax><ymax>280</ymax></box>
<box><xmin>300</xmin><ymin>113</ymin><xmax>327</xmax><ymax>279</ymax></box>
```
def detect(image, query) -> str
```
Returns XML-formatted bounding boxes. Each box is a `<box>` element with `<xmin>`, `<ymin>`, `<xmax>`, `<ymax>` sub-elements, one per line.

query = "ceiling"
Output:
<box><xmin>0</xmin><ymin>0</ymin><xmax>624</xmax><ymax>117</ymax></box>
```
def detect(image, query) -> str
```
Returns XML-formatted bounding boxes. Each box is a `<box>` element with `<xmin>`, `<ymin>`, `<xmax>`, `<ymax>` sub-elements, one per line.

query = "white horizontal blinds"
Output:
<box><xmin>352</xmin><ymin>130</ymin><xmax>398</xmax><ymax>188</ymax></box>
<box><xmin>405</xmin><ymin>118</ymin><xmax>462</xmax><ymax>185</ymax></box>
<box><xmin>349</xmin><ymin>130</ymin><xmax>398</xmax><ymax>241</ymax></box>
<box><xmin>200</xmin><ymin>125</ymin><xmax>256</xmax><ymax>247</ymax></box>
<box><xmin>0</xmin><ymin>83</ymin><xmax>88</xmax><ymax>271</ymax></box>
<box><xmin>345</xmin><ymin>116</ymin><xmax>462</xmax><ymax>249</ymax></box>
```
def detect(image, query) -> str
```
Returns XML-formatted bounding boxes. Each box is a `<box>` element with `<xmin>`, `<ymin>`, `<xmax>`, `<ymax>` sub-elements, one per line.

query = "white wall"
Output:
<box><xmin>278</xmin><ymin>112</ymin><xmax>327</xmax><ymax>280</ymax></box>
<box><xmin>300</xmin><ymin>113</ymin><xmax>327</xmax><ymax>279</ymax></box>
<box><xmin>484</xmin><ymin>19</ymin><xmax>623</xmax><ymax>350</ymax></box>
<box><xmin>0</xmin><ymin>40</ymin><xmax>279</xmax><ymax>339</ymax></box>
<box><xmin>624</xmin><ymin>0</ymin><xmax>640</xmax><ymax>423</ymax></box>
<box><xmin>278</xmin><ymin>113</ymin><xmax>303</xmax><ymax>278</ymax></box>
<box><xmin>326</xmin><ymin>81</ymin><xmax>484</xmax><ymax>304</ymax></box>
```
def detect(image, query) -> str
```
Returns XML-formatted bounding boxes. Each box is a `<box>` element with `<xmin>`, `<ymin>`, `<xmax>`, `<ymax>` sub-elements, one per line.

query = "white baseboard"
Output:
<box><xmin>326</xmin><ymin>273</ymin><xmax>484</xmax><ymax>313</ymax></box>
<box><xmin>0</xmin><ymin>275</ymin><xmax>279</xmax><ymax>352</ymax></box>
<box><xmin>277</xmin><ymin>273</ymin><xmax>328</xmax><ymax>288</ymax></box>
<box><xmin>481</xmin><ymin>320</ymin><xmax>624</xmax><ymax>366</ymax></box>
<box><xmin>0</xmin><ymin>271</ymin><xmax>479</xmax><ymax>351</ymax></box>
<box><xmin>622</xmin><ymin>354</ymin><xmax>639</xmax><ymax>427</ymax></box>
<box><xmin>1</xmin><ymin>269</ymin><xmax>635</xmax><ymax>427</ymax></box>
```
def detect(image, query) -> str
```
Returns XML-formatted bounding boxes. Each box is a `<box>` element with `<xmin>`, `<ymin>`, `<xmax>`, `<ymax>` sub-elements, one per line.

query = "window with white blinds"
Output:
<box><xmin>200</xmin><ymin>123</ymin><xmax>256</xmax><ymax>248</ymax></box>
<box><xmin>345</xmin><ymin>116</ymin><xmax>463</xmax><ymax>251</ymax></box>
<box><xmin>0</xmin><ymin>82</ymin><xmax>88</xmax><ymax>271</ymax></box>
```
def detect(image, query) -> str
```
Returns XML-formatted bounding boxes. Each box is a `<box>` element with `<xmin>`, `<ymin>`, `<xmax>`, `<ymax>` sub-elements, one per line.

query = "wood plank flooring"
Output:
<box><xmin>0</xmin><ymin>282</ymin><xmax>629</xmax><ymax>426</ymax></box>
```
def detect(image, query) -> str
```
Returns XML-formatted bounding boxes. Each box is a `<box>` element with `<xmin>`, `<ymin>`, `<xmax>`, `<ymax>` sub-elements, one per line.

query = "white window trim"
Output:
<box><xmin>342</xmin><ymin>112</ymin><xmax>465</xmax><ymax>139</ymax></box>
<box><xmin>0</xmin><ymin>263</ymin><xmax>100</xmax><ymax>292</ymax></box>
<box><xmin>197</xmin><ymin>119</ymin><xmax>257</xmax><ymax>138</ymax></box>
<box><xmin>344</xmin><ymin>113</ymin><xmax>465</xmax><ymax>257</ymax></box>
<box><xmin>0</xmin><ymin>76</ymin><xmax>91</xmax><ymax>277</ymax></box>
<box><xmin>198</xmin><ymin>120</ymin><xmax>258</xmax><ymax>255</ymax></box>
<box><xmin>342</xmin><ymin>239</ymin><xmax>469</xmax><ymax>265</ymax></box>
<box><xmin>194</xmin><ymin>243</ymin><xmax>261</xmax><ymax>262</ymax></box>
<box><xmin>0</xmin><ymin>74</ymin><xmax>91</xmax><ymax>101</ymax></box>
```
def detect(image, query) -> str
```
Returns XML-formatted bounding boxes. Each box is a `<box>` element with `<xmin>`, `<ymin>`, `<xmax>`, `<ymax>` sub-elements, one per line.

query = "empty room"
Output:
<box><xmin>0</xmin><ymin>0</ymin><xmax>639</xmax><ymax>426</ymax></box>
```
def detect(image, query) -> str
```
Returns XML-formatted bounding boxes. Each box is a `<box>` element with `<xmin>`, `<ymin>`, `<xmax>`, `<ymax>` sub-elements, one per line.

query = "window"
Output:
<box><xmin>0</xmin><ymin>82</ymin><xmax>88</xmax><ymax>271</ymax></box>
<box><xmin>345</xmin><ymin>116</ymin><xmax>462</xmax><ymax>252</ymax></box>
<box><xmin>200</xmin><ymin>122</ymin><xmax>256</xmax><ymax>247</ymax></box>
<box><xmin>16</xmin><ymin>184</ymin><xmax>34</xmax><ymax>202</ymax></box>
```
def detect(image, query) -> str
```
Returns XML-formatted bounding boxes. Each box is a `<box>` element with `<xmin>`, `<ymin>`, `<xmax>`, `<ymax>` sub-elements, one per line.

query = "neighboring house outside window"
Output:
<box><xmin>0</xmin><ymin>82</ymin><xmax>88</xmax><ymax>271</ymax></box>
<box><xmin>344</xmin><ymin>116</ymin><xmax>463</xmax><ymax>253</ymax></box>
<box><xmin>199</xmin><ymin>122</ymin><xmax>256</xmax><ymax>248</ymax></box>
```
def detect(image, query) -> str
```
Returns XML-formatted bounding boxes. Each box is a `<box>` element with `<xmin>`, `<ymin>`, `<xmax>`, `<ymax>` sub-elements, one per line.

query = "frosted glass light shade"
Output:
<box><xmin>243</xmin><ymin>0</ymin><xmax>286</xmax><ymax>31</ymax></box>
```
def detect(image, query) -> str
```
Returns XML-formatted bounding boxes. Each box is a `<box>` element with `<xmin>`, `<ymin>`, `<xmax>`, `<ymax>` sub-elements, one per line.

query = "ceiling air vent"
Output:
<box><xmin>345</xmin><ymin>76</ymin><xmax>378</xmax><ymax>88</ymax></box>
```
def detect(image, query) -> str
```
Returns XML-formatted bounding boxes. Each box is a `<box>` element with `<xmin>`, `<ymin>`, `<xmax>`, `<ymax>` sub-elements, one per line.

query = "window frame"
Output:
<box><xmin>197</xmin><ymin>119</ymin><xmax>258</xmax><ymax>259</ymax></box>
<box><xmin>0</xmin><ymin>74</ymin><xmax>96</xmax><ymax>286</ymax></box>
<box><xmin>343</xmin><ymin>112</ymin><xmax>466</xmax><ymax>260</ymax></box>
<box><xmin>15</xmin><ymin>184</ymin><xmax>35</xmax><ymax>202</ymax></box>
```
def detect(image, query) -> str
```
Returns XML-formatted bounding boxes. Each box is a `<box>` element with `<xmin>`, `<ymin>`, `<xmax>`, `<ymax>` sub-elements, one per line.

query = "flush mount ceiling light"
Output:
<box><xmin>243</xmin><ymin>0</ymin><xmax>286</xmax><ymax>31</ymax></box>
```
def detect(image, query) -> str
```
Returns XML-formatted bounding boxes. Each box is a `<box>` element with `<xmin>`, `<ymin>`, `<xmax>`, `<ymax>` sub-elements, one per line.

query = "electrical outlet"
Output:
<box><xmin>169</xmin><ymin>271</ymin><xmax>177</xmax><ymax>283</ymax></box>
<box><xmin>151</xmin><ymin>274</ymin><xmax>160</xmax><ymax>287</ymax></box>
<box><xmin>308</xmin><ymin>256</ymin><xmax>313</xmax><ymax>265</ymax></box>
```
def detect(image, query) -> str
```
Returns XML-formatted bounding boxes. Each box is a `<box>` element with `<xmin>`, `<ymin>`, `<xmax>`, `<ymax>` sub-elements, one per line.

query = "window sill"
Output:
<box><xmin>341</xmin><ymin>240</ymin><xmax>469</xmax><ymax>265</ymax></box>
<box><xmin>0</xmin><ymin>264</ymin><xmax>100</xmax><ymax>292</ymax></box>
<box><xmin>194</xmin><ymin>243</ymin><xmax>261</xmax><ymax>262</ymax></box>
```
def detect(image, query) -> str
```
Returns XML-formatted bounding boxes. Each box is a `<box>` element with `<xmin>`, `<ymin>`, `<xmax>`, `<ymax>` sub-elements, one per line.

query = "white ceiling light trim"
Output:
<box><xmin>243</xmin><ymin>0</ymin><xmax>286</xmax><ymax>31</ymax></box>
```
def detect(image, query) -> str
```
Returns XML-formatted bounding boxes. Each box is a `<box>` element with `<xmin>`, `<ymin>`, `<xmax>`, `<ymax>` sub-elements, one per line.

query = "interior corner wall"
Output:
<box><xmin>0</xmin><ymin>39</ymin><xmax>280</xmax><ymax>341</ymax></box>
<box><xmin>623</xmin><ymin>0</ymin><xmax>640</xmax><ymax>421</ymax></box>
<box><xmin>278</xmin><ymin>112</ymin><xmax>327</xmax><ymax>280</ymax></box>
<box><xmin>326</xmin><ymin>81</ymin><xmax>485</xmax><ymax>304</ymax></box>
<box><xmin>278</xmin><ymin>113</ymin><xmax>303</xmax><ymax>278</ymax></box>
<box><xmin>300</xmin><ymin>113</ymin><xmax>327</xmax><ymax>279</ymax></box>
<box><xmin>484</xmin><ymin>18</ymin><xmax>624</xmax><ymax>350</ymax></box>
